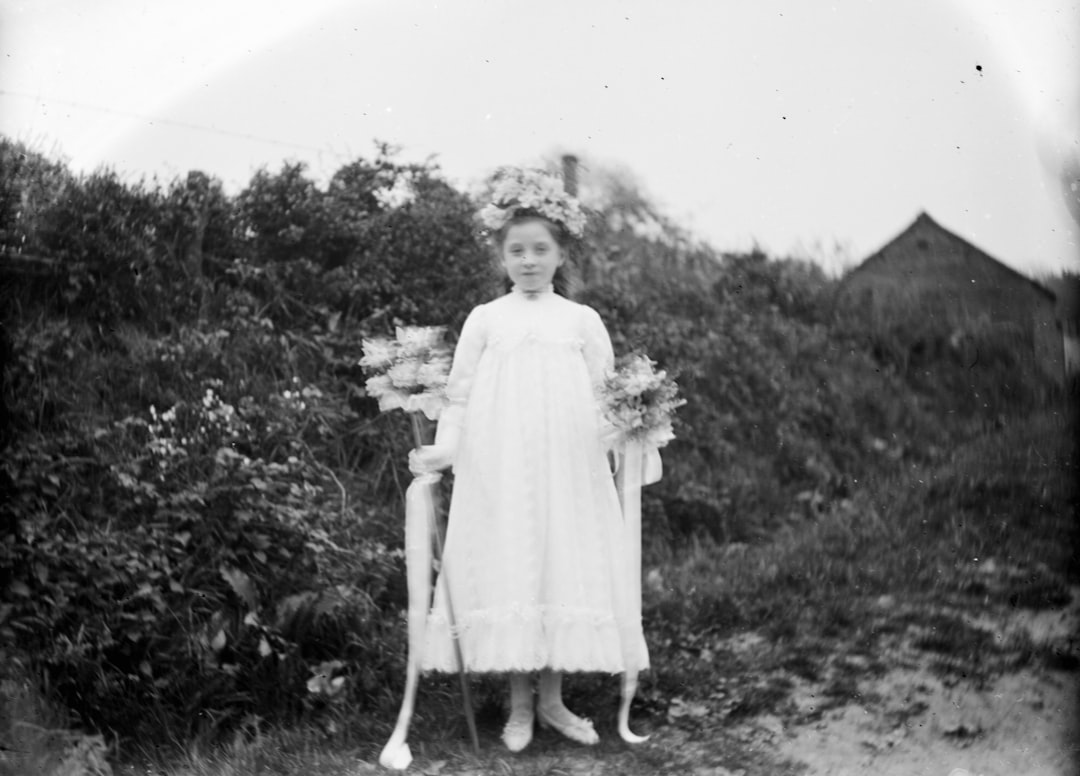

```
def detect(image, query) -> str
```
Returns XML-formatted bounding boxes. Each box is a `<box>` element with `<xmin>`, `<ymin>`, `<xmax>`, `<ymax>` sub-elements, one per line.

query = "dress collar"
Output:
<box><xmin>511</xmin><ymin>283</ymin><xmax>554</xmax><ymax>300</ymax></box>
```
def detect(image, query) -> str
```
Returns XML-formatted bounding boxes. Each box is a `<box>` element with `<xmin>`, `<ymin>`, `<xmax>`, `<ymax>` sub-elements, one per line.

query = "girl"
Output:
<box><xmin>409</xmin><ymin>168</ymin><xmax>648</xmax><ymax>752</ymax></box>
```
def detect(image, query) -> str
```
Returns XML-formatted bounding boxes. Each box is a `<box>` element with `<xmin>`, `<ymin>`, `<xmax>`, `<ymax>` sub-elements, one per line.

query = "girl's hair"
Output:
<box><xmin>493</xmin><ymin>211</ymin><xmax>580</xmax><ymax>299</ymax></box>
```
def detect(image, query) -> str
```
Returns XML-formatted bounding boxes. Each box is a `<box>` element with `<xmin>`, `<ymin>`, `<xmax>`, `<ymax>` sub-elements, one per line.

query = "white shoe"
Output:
<box><xmin>502</xmin><ymin>706</ymin><xmax>535</xmax><ymax>752</ymax></box>
<box><xmin>537</xmin><ymin>703</ymin><xmax>599</xmax><ymax>746</ymax></box>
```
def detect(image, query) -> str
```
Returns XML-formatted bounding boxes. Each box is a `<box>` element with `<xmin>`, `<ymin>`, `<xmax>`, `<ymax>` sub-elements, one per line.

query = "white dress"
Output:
<box><xmin>421</xmin><ymin>286</ymin><xmax>649</xmax><ymax>675</ymax></box>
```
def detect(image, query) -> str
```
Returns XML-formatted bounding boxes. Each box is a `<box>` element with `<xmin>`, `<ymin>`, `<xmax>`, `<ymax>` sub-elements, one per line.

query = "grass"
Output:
<box><xmin>5</xmin><ymin>408</ymin><xmax>1075</xmax><ymax>775</ymax></box>
<box><xmin>0</xmin><ymin>655</ymin><xmax>114</xmax><ymax>776</ymax></box>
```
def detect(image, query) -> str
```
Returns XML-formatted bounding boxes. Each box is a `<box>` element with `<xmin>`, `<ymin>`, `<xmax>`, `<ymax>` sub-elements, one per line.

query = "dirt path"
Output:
<box><xmin>387</xmin><ymin>583</ymin><xmax>1080</xmax><ymax>776</ymax></box>
<box><xmin>387</xmin><ymin>580</ymin><xmax>1080</xmax><ymax>776</ymax></box>
<box><xmin>766</xmin><ymin>586</ymin><xmax>1080</xmax><ymax>776</ymax></box>
<box><xmin>772</xmin><ymin>665</ymin><xmax>1077</xmax><ymax>776</ymax></box>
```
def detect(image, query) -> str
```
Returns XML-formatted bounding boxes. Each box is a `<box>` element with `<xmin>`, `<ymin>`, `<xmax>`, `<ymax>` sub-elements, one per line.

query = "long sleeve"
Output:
<box><xmin>581</xmin><ymin>306</ymin><xmax>615</xmax><ymax>396</ymax></box>
<box><xmin>434</xmin><ymin>305</ymin><xmax>487</xmax><ymax>462</ymax></box>
<box><xmin>581</xmin><ymin>305</ymin><xmax>619</xmax><ymax>451</ymax></box>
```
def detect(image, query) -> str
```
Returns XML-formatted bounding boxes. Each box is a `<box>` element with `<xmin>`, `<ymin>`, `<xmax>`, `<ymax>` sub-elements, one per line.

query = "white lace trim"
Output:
<box><xmin>426</xmin><ymin>603</ymin><xmax>620</xmax><ymax>636</ymax></box>
<box><xmin>420</xmin><ymin>604</ymin><xmax>649</xmax><ymax>674</ymax></box>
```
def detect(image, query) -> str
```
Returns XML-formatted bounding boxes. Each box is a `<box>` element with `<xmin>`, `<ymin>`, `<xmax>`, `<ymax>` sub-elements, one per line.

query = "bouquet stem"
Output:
<box><xmin>409</xmin><ymin>413</ymin><xmax>427</xmax><ymax>450</ymax></box>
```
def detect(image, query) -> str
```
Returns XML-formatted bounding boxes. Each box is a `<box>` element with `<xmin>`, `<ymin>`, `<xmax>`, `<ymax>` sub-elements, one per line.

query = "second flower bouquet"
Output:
<box><xmin>601</xmin><ymin>353</ymin><xmax>685</xmax><ymax>449</ymax></box>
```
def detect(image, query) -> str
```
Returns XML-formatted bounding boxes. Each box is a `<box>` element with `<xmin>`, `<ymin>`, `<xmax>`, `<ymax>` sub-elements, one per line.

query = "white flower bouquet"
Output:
<box><xmin>602</xmin><ymin>354</ymin><xmax>685</xmax><ymax>448</ymax></box>
<box><xmin>361</xmin><ymin>326</ymin><xmax>452</xmax><ymax>423</ymax></box>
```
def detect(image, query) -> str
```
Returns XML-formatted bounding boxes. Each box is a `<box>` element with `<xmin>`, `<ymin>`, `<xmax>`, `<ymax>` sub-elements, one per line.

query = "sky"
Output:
<box><xmin>1</xmin><ymin>0</ymin><xmax>1078</xmax><ymax>278</ymax></box>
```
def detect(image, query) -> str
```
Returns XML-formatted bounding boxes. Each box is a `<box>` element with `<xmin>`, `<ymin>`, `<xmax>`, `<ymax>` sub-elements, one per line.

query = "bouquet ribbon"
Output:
<box><xmin>614</xmin><ymin>438</ymin><xmax>661</xmax><ymax>744</ymax></box>
<box><xmin>379</xmin><ymin>471</ymin><xmax>441</xmax><ymax>770</ymax></box>
<box><xmin>642</xmin><ymin>443</ymin><xmax>663</xmax><ymax>486</ymax></box>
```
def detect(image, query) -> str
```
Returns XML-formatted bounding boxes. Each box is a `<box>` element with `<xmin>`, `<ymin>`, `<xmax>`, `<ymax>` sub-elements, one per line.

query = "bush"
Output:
<box><xmin>582</xmin><ymin>248</ymin><xmax>942</xmax><ymax>545</ymax></box>
<box><xmin>0</xmin><ymin>370</ymin><xmax>406</xmax><ymax>740</ymax></box>
<box><xmin>0</xmin><ymin>142</ymin><xmax>508</xmax><ymax>744</ymax></box>
<box><xmin>834</xmin><ymin>293</ymin><xmax>1059</xmax><ymax>420</ymax></box>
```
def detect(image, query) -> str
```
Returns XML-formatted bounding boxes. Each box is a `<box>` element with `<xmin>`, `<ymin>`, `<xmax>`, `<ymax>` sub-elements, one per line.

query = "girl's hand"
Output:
<box><xmin>409</xmin><ymin>444</ymin><xmax>454</xmax><ymax>475</ymax></box>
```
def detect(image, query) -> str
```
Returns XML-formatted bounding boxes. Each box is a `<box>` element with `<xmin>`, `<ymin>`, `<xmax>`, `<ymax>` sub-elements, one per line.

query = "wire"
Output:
<box><xmin>0</xmin><ymin>88</ymin><xmax>348</xmax><ymax>158</ymax></box>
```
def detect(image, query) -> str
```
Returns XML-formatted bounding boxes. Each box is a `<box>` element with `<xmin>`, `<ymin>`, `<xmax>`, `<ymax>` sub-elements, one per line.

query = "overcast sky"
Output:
<box><xmin>1</xmin><ymin>0</ymin><xmax>1077</xmax><ymax>277</ymax></box>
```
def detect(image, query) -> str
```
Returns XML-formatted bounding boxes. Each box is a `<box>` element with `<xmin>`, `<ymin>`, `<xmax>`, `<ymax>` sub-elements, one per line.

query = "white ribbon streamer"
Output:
<box><xmin>615</xmin><ymin>439</ymin><xmax>660</xmax><ymax>744</ymax></box>
<box><xmin>379</xmin><ymin>472</ymin><xmax>440</xmax><ymax>770</ymax></box>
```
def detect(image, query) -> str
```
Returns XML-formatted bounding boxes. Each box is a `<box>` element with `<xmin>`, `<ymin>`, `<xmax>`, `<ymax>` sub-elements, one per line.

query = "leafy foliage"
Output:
<box><xmin>0</xmin><ymin>138</ymin><xmax>73</xmax><ymax>259</ymax></box>
<box><xmin>0</xmin><ymin>138</ymin><xmax>493</xmax><ymax>743</ymax></box>
<box><xmin>0</xmin><ymin>370</ymin><xmax>403</xmax><ymax>738</ymax></box>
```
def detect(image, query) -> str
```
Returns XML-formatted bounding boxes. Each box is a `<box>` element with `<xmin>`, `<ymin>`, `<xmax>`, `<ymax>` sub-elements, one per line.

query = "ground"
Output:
<box><xmin>7</xmin><ymin>563</ymin><xmax>1075</xmax><ymax>776</ymax></box>
<box><xmin>6</xmin><ymin>589</ymin><xmax>1078</xmax><ymax>776</ymax></box>
<box><xmin>340</xmin><ymin>581</ymin><xmax>1080</xmax><ymax>776</ymax></box>
<box><xmin>6</xmin><ymin>578</ymin><xmax>1071</xmax><ymax>776</ymax></box>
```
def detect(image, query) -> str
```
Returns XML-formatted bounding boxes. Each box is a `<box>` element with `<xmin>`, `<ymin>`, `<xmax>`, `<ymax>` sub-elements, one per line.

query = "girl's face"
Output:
<box><xmin>500</xmin><ymin>219</ymin><xmax>565</xmax><ymax>293</ymax></box>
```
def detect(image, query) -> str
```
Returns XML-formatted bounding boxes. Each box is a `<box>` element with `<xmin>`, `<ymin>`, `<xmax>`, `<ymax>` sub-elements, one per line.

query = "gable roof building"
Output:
<box><xmin>837</xmin><ymin>211</ymin><xmax>1066</xmax><ymax>385</ymax></box>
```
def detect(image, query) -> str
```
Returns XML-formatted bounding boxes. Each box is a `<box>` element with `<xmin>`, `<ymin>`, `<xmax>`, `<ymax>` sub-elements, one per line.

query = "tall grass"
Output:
<box><xmin>637</xmin><ymin>408</ymin><xmax>1076</xmax><ymax>713</ymax></box>
<box><xmin>651</xmin><ymin>408</ymin><xmax>1075</xmax><ymax>625</ymax></box>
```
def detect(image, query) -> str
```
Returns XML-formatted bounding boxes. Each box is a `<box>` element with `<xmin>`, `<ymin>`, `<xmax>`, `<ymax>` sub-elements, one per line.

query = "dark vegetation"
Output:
<box><xmin>0</xmin><ymin>136</ymin><xmax>1075</xmax><ymax>769</ymax></box>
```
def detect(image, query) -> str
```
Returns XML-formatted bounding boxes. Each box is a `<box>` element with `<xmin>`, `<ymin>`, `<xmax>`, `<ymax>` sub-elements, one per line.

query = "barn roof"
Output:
<box><xmin>849</xmin><ymin>211</ymin><xmax>1057</xmax><ymax>303</ymax></box>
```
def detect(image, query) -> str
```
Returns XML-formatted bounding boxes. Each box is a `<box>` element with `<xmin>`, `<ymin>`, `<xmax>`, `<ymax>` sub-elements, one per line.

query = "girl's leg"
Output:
<box><xmin>536</xmin><ymin>670</ymin><xmax>599</xmax><ymax>745</ymax></box>
<box><xmin>536</xmin><ymin>668</ymin><xmax>562</xmax><ymax>708</ymax></box>
<box><xmin>502</xmin><ymin>672</ymin><xmax>534</xmax><ymax>752</ymax></box>
<box><xmin>508</xmin><ymin>672</ymin><xmax>532</xmax><ymax>712</ymax></box>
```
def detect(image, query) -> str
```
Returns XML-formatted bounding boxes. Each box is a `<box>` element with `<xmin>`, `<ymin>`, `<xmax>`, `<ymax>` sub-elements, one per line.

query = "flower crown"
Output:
<box><xmin>477</xmin><ymin>167</ymin><xmax>587</xmax><ymax>239</ymax></box>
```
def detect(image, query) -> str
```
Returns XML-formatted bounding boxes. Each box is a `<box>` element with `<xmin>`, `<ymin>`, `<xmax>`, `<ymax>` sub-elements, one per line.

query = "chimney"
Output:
<box><xmin>561</xmin><ymin>154</ymin><xmax>579</xmax><ymax>196</ymax></box>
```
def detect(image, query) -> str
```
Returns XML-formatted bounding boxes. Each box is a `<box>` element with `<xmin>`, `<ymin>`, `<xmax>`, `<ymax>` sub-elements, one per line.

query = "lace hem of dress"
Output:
<box><xmin>420</xmin><ymin>605</ymin><xmax>649</xmax><ymax>674</ymax></box>
<box><xmin>429</xmin><ymin>603</ymin><xmax>622</xmax><ymax>633</ymax></box>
